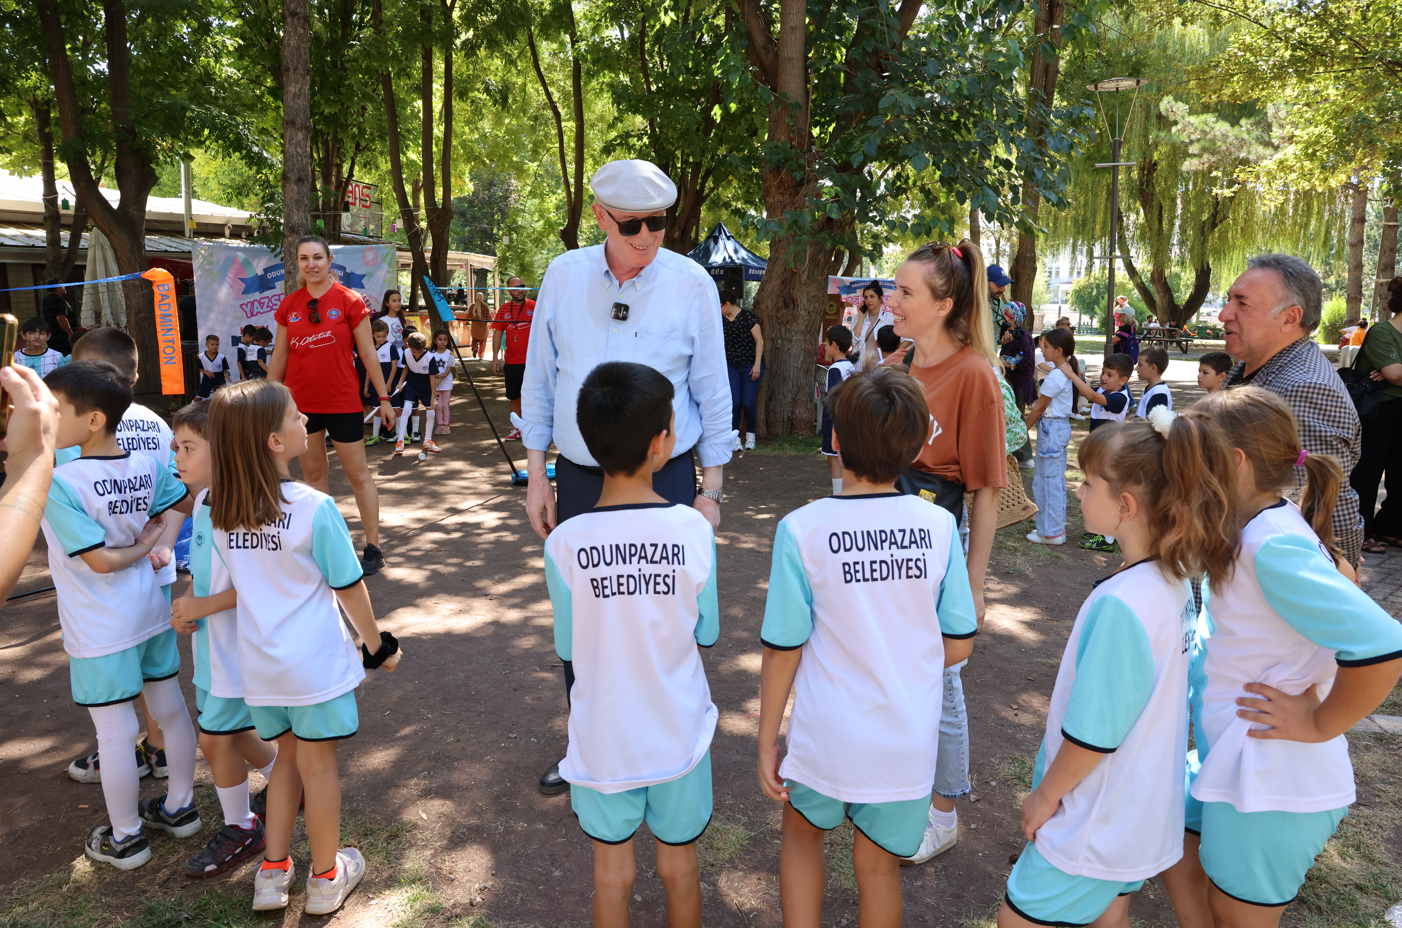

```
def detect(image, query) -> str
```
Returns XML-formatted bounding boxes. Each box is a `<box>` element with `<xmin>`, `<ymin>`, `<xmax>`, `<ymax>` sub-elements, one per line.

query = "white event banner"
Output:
<box><xmin>191</xmin><ymin>241</ymin><xmax>397</xmax><ymax>359</ymax></box>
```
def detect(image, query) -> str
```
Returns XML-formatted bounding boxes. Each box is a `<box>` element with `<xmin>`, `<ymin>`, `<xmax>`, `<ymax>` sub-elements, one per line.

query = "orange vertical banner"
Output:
<box><xmin>142</xmin><ymin>268</ymin><xmax>184</xmax><ymax>395</ymax></box>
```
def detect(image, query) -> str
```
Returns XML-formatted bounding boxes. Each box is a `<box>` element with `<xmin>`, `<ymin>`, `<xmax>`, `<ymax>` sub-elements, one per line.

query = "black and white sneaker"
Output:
<box><xmin>67</xmin><ymin>746</ymin><xmax>152</xmax><ymax>784</ymax></box>
<box><xmin>360</xmin><ymin>544</ymin><xmax>385</xmax><ymax>576</ymax></box>
<box><xmin>139</xmin><ymin>739</ymin><xmax>169</xmax><ymax>778</ymax></box>
<box><xmin>184</xmin><ymin>820</ymin><xmax>266</xmax><ymax>878</ymax></box>
<box><xmin>138</xmin><ymin>794</ymin><xmax>203</xmax><ymax>838</ymax></box>
<box><xmin>84</xmin><ymin>824</ymin><xmax>152</xmax><ymax>870</ymax></box>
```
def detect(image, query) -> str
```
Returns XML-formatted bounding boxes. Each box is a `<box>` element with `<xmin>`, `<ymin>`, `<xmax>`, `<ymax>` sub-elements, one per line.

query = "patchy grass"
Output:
<box><xmin>749</xmin><ymin>434</ymin><xmax>823</xmax><ymax>456</ymax></box>
<box><xmin>697</xmin><ymin>819</ymin><xmax>756</xmax><ymax>872</ymax></box>
<box><xmin>1000</xmin><ymin>753</ymin><xmax>1036</xmax><ymax>797</ymax></box>
<box><xmin>826</xmin><ymin>821</ymin><xmax>858</xmax><ymax>894</ymax></box>
<box><xmin>1377</xmin><ymin>680</ymin><xmax>1402</xmax><ymax>716</ymax></box>
<box><xmin>959</xmin><ymin>903</ymin><xmax>1001</xmax><ymax>928</ymax></box>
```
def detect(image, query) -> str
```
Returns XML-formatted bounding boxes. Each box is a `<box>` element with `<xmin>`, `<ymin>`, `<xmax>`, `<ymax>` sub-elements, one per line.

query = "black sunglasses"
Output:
<box><xmin>307</xmin><ymin>298</ymin><xmax>320</xmax><ymax>324</ymax></box>
<box><xmin>604</xmin><ymin>208</ymin><xmax>667</xmax><ymax>236</ymax></box>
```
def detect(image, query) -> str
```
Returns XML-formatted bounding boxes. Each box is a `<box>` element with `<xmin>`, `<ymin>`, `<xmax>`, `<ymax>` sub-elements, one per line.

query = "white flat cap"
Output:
<box><xmin>590</xmin><ymin>159</ymin><xmax>677</xmax><ymax>213</ymax></box>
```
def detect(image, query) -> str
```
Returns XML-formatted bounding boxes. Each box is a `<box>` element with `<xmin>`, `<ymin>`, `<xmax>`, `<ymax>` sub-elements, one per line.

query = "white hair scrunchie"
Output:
<box><xmin>1146</xmin><ymin>405</ymin><xmax>1177</xmax><ymax>438</ymax></box>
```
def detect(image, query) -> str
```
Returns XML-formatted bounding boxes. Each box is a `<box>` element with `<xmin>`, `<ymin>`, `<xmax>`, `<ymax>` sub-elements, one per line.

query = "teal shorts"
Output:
<box><xmin>69</xmin><ymin>628</ymin><xmax>180</xmax><ymax>707</ymax></box>
<box><xmin>249</xmin><ymin>689</ymin><xmax>359</xmax><ymax>742</ymax></box>
<box><xmin>1184</xmin><ymin>749</ymin><xmax>1203</xmax><ymax>834</ymax></box>
<box><xmin>1005</xmin><ymin>841</ymin><xmax>1144</xmax><ymax>927</ymax></box>
<box><xmin>195</xmin><ymin>686</ymin><xmax>256</xmax><ymax>735</ymax></box>
<box><xmin>571</xmin><ymin>750</ymin><xmax>712</xmax><ymax>846</ymax></box>
<box><xmin>162</xmin><ymin>584</ymin><xmax>172</xmax><ymax>607</ymax></box>
<box><xmin>1199</xmin><ymin>801</ymin><xmax>1346</xmax><ymax>906</ymax></box>
<box><xmin>786</xmin><ymin>780</ymin><xmax>931</xmax><ymax>858</ymax></box>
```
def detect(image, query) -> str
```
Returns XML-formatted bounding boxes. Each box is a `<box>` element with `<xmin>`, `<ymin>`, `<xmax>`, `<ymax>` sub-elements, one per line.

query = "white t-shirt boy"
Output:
<box><xmin>544</xmin><ymin>503</ymin><xmax>719</xmax><ymax>793</ymax></box>
<box><xmin>1135</xmin><ymin>382</ymin><xmax>1172</xmax><ymax>419</ymax></box>
<box><xmin>190</xmin><ymin>488</ymin><xmax>243</xmax><ymax>699</ymax></box>
<box><xmin>760</xmin><ymin>494</ymin><xmax>977</xmax><ymax>802</ymax></box>
<box><xmin>1031</xmin><ymin>560</ymin><xmax>1196</xmax><ymax>881</ymax></box>
<box><xmin>1192</xmin><ymin>501</ymin><xmax>1402</xmax><ymax>813</ymax></box>
<box><xmin>214</xmin><ymin>481</ymin><xmax>366</xmax><ymax>706</ymax></box>
<box><xmin>41</xmin><ymin>452</ymin><xmax>190</xmax><ymax>658</ymax></box>
<box><xmin>1039</xmin><ymin>367</ymin><xmax>1075</xmax><ymax>419</ymax></box>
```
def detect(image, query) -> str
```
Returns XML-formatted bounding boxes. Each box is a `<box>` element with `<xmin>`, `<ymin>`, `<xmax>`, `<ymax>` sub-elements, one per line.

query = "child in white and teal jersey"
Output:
<box><xmin>999</xmin><ymin>410</ymin><xmax>1239</xmax><ymax>928</ymax></box>
<box><xmin>759</xmin><ymin>368</ymin><xmax>977</xmax><ymax>927</ymax></box>
<box><xmin>544</xmin><ymin>361</ymin><xmax>719</xmax><ymax>928</ymax></box>
<box><xmin>39</xmin><ymin>361</ymin><xmax>200</xmax><ymax>870</ymax></box>
<box><xmin>1160</xmin><ymin>388</ymin><xmax>1402</xmax><ymax>928</ymax></box>
<box><xmin>167</xmin><ymin>401</ymin><xmax>280</xmax><ymax>879</ymax></box>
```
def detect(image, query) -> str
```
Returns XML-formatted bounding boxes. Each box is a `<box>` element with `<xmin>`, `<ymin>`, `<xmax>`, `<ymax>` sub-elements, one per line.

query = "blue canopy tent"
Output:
<box><xmin>687</xmin><ymin>222</ymin><xmax>767</xmax><ymax>286</ymax></box>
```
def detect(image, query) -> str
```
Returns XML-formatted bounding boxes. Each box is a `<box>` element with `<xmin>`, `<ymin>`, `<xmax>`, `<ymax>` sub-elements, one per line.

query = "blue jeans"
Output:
<box><xmin>1034</xmin><ymin>418</ymin><xmax>1071</xmax><ymax>537</ymax></box>
<box><xmin>934</xmin><ymin>661</ymin><xmax>970</xmax><ymax>799</ymax></box>
<box><xmin>727</xmin><ymin>362</ymin><xmax>764</xmax><ymax>434</ymax></box>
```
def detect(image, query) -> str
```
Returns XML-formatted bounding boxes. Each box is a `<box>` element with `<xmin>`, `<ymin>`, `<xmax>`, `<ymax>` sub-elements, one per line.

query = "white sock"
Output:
<box><xmin>371</xmin><ymin>417</ymin><xmax>381</xmax><ymax>438</ymax></box>
<box><xmin>396</xmin><ymin>404</ymin><xmax>411</xmax><ymax>442</ymax></box>
<box><xmin>832</xmin><ymin>477</ymin><xmax>843</xmax><ymax>494</ymax></box>
<box><xmin>423</xmin><ymin>410</ymin><xmax>436</xmax><ymax>440</ymax></box>
<box><xmin>88</xmin><ymin>702</ymin><xmax>142</xmax><ymax>840</ymax></box>
<box><xmin>932</xmin><ymin>806</ymin><xmax>958</xmax><ymax>829</ymax></box>
<box><xmin>141</xmin><ymin>676</ymin><xmax>197</xmax><ymax>811</ymax></box>
<box><xmin>216</xmin><ymin>780</ymin><xmax>256</xmax><ymax>829</ymax></box>
<box><xmin>256</xmin><ymin>753</ymin><xmax>276</xmax><ymax>783</ymax></box>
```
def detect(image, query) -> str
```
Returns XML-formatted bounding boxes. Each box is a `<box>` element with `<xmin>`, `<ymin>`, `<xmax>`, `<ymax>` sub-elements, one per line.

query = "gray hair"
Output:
<box><xmin>1246</xmin><ymin>254</ymin><xmax>1322</xmax><ymax>332</ymax></box>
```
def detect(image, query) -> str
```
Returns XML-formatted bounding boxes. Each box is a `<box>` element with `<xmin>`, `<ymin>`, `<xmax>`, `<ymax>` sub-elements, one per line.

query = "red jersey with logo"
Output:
<box><xmin>275</xmin><ymin>282</ymin><xmax>370</xmax><ymax>414</ymax></box>
<box><xmin>492</xmin><ymin>299</ymin><xmax>536</xmax><ymax>365</ymax></box>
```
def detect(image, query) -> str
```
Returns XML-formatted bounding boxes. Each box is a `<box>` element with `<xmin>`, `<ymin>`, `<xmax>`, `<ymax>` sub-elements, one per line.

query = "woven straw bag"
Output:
<box><xmin>966</xmin><ymin>454</ymin><xmax>1039</xmax><ymax>530</ymax></box>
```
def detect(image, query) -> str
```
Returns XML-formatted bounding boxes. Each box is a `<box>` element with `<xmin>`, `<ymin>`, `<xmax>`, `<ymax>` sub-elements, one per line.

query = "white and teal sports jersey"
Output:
<box><xmin>16</xmin><ymin>348</ymin><xmax>68</xmax><ymax>378</ymax></box>
<box><xmin>190</xmin><ymin>488</ymin><xmax>242</xmax><ymax>698</ymax></box>
<box><xmin>761</xmin><ymin>493</ymin><xmax>976</xmax><ymax>803</ymax></box>
<box><xmin>40</xmin><ymin>452</ymin><xmax>190</xmax><ymax>659</ymax></box>
<box><xmin>1032</xmin><ymin>559</ymin><xmax>1195</xmax><ymax>881</ymax></box>
<box><xmin>544</xmin><ymin>503</ymin><xmax>719</xmax><ymax>794</ymax></box>
<box><xmin>1193</xmin><ymin>500</ymin><xmax>1402</xmax><ymax>814</ymax></box>
<box><xmin>213</xmin><ymin>480</ymin><xmax>366</xmax><ymax>707</ymax></box>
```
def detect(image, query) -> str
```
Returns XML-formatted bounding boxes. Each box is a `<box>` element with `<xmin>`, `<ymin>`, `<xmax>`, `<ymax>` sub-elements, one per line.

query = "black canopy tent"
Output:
<box><xmin>687</xmin><ymin>223</ymin><xmax>767</xmax><ymax>292</ymax></box>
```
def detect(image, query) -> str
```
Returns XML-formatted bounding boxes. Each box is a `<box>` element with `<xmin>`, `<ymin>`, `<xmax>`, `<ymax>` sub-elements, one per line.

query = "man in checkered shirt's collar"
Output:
<box><xmin>1221</xmin><ymin>254</ymin><xmax>1364</xmax><ymax>567</ymax></box>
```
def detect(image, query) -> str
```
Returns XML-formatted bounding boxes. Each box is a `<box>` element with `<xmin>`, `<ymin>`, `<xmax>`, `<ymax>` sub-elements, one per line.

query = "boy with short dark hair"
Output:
<box><xmin>40</xmin><ymin>361</ymin><xmax>199</xmax><ymax>870</ymax></box>
<box><xmin>758</xmin><ymin>367</ymin><xmax>977</xmax><ymax>927</ymax></box>
<box><xmin>1196</xmin><ymin>350</ymin><xmax>1232</xmax><ymax>395</ymax></box>
<box><xmin>196</xmin><ymin>334</ymin><xmax>232</xmax><ymax>399</ymax></box>
<box><xmin>393</xmin><ymin>330</ymin><xmax>444</xmax><ymax>454</ymax></box>
<box><xmin>361</xmin><ymin>318</ymin><xmax>401</xmax><ymax>446</ymax></box>
<box><xmin>875</xmin><ymin>324</ymin><xmax>908</xmax><ymax>366</ymax></box>
<box><xmin>237</xmin><ymin>325</ymin><xmax>264</xmax><ymax>380</ymax></box>
<box><xmin>1059</xmin><ymin>353</ymin><xmax>1135</xmax><ymax>434</ymax></box>
<box><xmin>17</xmin><ymin>316</ymin><xmax>69</xmax><ymax>377</ymax></box>
<box><xmin>821</xmin><ymin>325</ymin><xmax>856</xmax><ymax>494</ymax></box>
<box><xmin>1135</xmin><ymin>345</ymin><xmax>1172</xmax><ymax>417</ymax></box>
<box><xmin>544</xmin><ymin>360</ymin><xmax>719</xmax><ymax>928</ymax></box>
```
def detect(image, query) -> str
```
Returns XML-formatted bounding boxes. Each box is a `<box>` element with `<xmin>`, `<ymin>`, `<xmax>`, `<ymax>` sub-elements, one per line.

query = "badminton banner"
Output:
<box><xmin>141</xmin><ymin>268</ymin><xmax>184</xmax><ymax>395</ymax></box>
<box><xmin>191</xmin><ymin>241</ymin><xmax>397</xmax><ymax>348</ymax></box>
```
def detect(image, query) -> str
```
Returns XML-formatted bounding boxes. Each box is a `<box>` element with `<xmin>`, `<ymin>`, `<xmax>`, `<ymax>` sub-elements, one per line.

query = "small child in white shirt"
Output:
<box><xmin>1024</xmin><ymin>329</ymin><xmax>1077</xmax><ymax>545</ymax></box>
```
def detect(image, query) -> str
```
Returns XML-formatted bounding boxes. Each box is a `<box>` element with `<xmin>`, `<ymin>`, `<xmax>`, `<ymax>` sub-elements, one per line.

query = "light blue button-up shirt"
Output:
<box><xmin>519</xmin><ymin>244</ymin><xmax>734</xmax><ymax>469</ymax></box>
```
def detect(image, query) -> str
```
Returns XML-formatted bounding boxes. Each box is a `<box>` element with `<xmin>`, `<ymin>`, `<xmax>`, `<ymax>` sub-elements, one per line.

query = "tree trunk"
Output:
<box><xmin>1009</xmin><ymin>0</ymin><xmax>1065</xmax><ymax>309</ymax></box>
<box><xmin>422</xmin><ymin>0</ymin><xmax>456</xmax><ymax>286</ymax></box>
<box><xmin>281</xmin><ymin>0</ymin><xmax>312</xmax><ymax>293</ymax></box>
<box><xmin>372</xmin><ymin>0</ymin><xmax>429</xmax><ymax>306</ymax></box>
<box><xmin>1374</xmin><ymin>195</ymin><xmax>1398</xmax><ymax>320</ymax></box>
<box><xmin>1344</xmin><ymin>179</ymin><xmax>1368</xmax><ymax>323</ymax></box>
<box><xmin>34</xmin><ymin>98</ymin><xmax>65</xmax><ymax>284</ymax></box>
<box><xmin>968</xmin><ymin>208</ymin><xmax>980</xmax><ymax>246</ymax></box>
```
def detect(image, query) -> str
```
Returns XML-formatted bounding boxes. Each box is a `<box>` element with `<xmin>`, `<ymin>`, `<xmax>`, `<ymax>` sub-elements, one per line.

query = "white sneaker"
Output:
<box><xmin>252</xmin><ymin>860</ymin><xmax>295</xmax><ymax>911</ymax></box>
<box><xmin>745</xmin><ymin>432</ymin><xmax>756</xmax><ymax>450</ymax></box>
<box><xmin>733</xmin><ymin>434</ymin><xmax>743</xmax><ymax>452</ymax></box>
<box><xmin>1018</xmin><ymin>458</ymin><xmax>1035</xmax><ymax>470</ymax></box>
<box><xmin>900</xmin><ymin>807</ymin><xmax>958</xmax><ymax>865</ymax></box>
<box><xmin>304</xmin><ymin>848</ymin><xmax>366</xmax><ymax>915</ymax></box>
<box><xmin>1026</xmin><ymin>531</ymin><xmax>1066</xmax><ymax>545</ymax></box>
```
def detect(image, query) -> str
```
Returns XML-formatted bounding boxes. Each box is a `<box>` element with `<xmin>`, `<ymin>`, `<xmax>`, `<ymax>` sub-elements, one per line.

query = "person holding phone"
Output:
<box><xmin>0</xmin><ymin>364</ymin><xmax>60</xmax><ymax>604</ymax></box>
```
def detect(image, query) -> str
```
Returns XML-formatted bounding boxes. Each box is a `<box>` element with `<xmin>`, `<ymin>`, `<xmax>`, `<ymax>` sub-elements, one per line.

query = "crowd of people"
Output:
<box><xmin>0</xmin><ymin>156</ymin><xmax>1398</xmax><ymax>927</ymax></box>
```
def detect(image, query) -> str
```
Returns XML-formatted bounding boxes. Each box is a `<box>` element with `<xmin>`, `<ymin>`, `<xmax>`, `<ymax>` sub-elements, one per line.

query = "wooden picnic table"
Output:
<box><xmin>1140</xmin><ymin>327</ymin><xmax>1197</xmax><ymax>354</ymax></box>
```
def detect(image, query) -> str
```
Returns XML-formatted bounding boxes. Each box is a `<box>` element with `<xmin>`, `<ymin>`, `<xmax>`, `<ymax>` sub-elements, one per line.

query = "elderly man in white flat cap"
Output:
<box><xmin>515</xmin><ymin>158</ymin><xmax>733</xmax><ymax>796</ymax></box>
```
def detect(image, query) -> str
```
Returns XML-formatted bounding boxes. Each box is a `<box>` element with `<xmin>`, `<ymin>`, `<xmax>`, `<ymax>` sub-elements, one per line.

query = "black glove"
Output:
<box><xmin>362</xmin><ymin>631</ymin><xmax>399</xmax><ymax>669</ymax></box>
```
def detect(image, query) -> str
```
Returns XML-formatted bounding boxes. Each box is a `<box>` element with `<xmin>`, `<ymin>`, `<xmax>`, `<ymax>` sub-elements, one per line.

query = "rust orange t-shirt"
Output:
<box><xmin>907</xmin><ymin>345</ymin><xmax>1007</xmax><ymax>491</ymax></box>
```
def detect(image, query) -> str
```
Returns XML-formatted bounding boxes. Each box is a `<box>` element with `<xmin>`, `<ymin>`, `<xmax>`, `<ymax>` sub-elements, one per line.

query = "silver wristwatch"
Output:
<box><xmin>696</xmin><ymin>487</ymin><xmax>723</xmax><ymax>504</ymax></box>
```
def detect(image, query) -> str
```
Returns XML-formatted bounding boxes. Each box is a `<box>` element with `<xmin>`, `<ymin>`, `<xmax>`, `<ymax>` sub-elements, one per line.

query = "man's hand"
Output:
<box><xmin>693</xmin><ymin>495</ymin><xmax>720</xmax><ymax>530</ymax></box>
<box><xmin>0</xmin><ymin>365</ymin><xmax>59</xmax><ymax>472</ymax></box>
<box><xmin>1020</xmin><ymin>786</ymin><xmax>1060</xmax><ymax>841</ymax></box>
<box><xmin>1238</xmin><ymin>682</ymin><xmax>1331</xmax><ymax>743</ymax></box>
<box><xmin>170</xmin><ymin>594</ymin><xmax>202</xmax><ymax>633</ymax></box>
<box><xmin>525</xmin><ymin>469</ymin><xmax>557</xmax><ymax>541</ymax></box>
<box><xmin>757</xmin><ymin>741</ymin><xmax>789</xmax><ymax>801</ymax></box>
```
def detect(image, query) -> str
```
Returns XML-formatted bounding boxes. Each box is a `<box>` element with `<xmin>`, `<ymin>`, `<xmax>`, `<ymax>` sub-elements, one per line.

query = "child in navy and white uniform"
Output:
<box><xmin>998</xmin><ymin>409</ymin><xmax>1239</xmax><ymax>928</ymax></box>
<box><xmin>1160</xmin><ymin>388</ymin><xmax>1402</xmax><ymax>928</ymax></box>
<box><xmin>1135</xmin><ymin>346</ymin><xmax>1172</xmax><ymax>419</ymax></box>
<box><xmin>544</xmin><ymin>361</ymin><xmax>719</xmax><ymax>928</ymax></box>
<box><xmin>208</xmin><ymin>378</ymin><xmax>399</xmax><ymax>916</ymax></box>
<box><xmin>196</xmin><ymin>335</ymin><xmax>232</xmax><ymax>399</ymax></box>
<box><xmin>393</xmin><ymin>331</ymin><xmax>444</xmax><ymax>454</ymax></box>
<box><xmin>40</xmin><ymin>361</ymin><xmax>199</xmax><ymax>871</ymax></box>
<box><xmin>820</xmin><ymin>324</ymin><xmax>856</xmax><ymax>494</ymax></box>
<box><xmin>759</xmin><ymin>368</ymin><xmax>977</xmax><ymax>921</ymax></box>
<box><xmin>360</xmin><ymin>318</ymin><xmax>401</xmax><ymax>445</ymax></box>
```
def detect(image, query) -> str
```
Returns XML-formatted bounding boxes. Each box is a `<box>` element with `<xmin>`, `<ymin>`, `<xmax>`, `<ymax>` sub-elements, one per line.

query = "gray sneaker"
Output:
<box><xmin>304</xmin><ymin>848</ymin><xmax>366</xmax><ymax>915</ymax></box>
<box><xmin>252</xmin><ymin>859</ymin><xmax>295</xmax><ymax>911</ymax></box>
<box><xmin>84</xmin><ymin>824</ymin><xmax>152</xmax><ymax>871</ymax></box>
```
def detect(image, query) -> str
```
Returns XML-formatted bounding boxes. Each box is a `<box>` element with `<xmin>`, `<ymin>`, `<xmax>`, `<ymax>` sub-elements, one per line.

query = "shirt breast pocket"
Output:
<box><xmin>632</xmin><ymin>319</ymin><xmax>689</xmax><ymax>374</ymax></box>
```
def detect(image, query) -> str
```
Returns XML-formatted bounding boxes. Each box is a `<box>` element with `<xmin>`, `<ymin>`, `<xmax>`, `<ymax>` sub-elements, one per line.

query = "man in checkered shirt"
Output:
<box><xmin>1222</xmin><ymin>254</ymin><xmax>1364</xmax><ymax>566</ymax></box>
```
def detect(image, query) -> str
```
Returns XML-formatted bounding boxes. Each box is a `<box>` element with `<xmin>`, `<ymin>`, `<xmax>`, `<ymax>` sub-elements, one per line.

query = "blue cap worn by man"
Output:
<box><xmin>512</xmin><ymin>157</ymin><xmax>734</xmax><ymax>796</ymax></box>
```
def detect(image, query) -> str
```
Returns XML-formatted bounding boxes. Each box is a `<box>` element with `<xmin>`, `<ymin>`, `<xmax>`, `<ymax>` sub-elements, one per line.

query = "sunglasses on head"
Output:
<box><xmin>604</xmin><ymin>208</ymin><xmax>667</xmax><ymax>237</ymax></box>
<box><xmin>307</xmin><ymin>298</ymin><xmax>320</xmax><ymax>324</ymax></box>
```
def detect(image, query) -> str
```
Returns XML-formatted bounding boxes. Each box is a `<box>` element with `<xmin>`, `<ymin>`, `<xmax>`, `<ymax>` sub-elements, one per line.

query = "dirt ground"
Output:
<box><xmin>0</xmin><ymin>354</ymin><xmax>1397</xmax><ymax>927</ymax></box>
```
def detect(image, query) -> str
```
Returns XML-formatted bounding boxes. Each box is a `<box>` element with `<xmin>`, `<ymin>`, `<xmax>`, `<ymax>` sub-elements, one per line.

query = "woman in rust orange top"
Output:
<box><xmin>888</xmin><ymin>238</ymin><xmax>1007</xmax><ymax>864</ymax></box>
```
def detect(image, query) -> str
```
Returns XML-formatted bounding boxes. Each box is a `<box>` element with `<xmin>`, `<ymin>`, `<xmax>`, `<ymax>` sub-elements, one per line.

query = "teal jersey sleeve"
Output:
<box><xmin>150</xmin><ymin>464</ymin><xmax>190</xmax><ymax>515</ymax></box>
<box><xmin>311</xmin><ymin>497</ymin><xmax>364</xmax><ymax>590</ymax></box>
<box><xmin>44</xmin><ymin>474</ymin><xmax>106</xmax><ymax>557</ymax></box>
<box><xmin>544</xmin><ymin>547</ymin><xmax>572</xmax><ymax>662</ymax></box>
<box><xmin>936</xmin><ymin>520</ymin><xmax>978</xmax><ymax>639</ymax></box>
<box><xmin>1062</xmin><ymin>594</ymin><xmax>1155</xmax><ymax>752</ymax></box>
<box><xmin>760</xmin><ymin>521</ymin><xmax>813</xmax><ymax>650</ymax></box>
<box><xmin>55</xmin><ymin>446</ymin><xmax>80</xmax><ymax>466</ymax></box>
<box><xmin>1256</xmin><ymin>535</ymin><xmax>1402</xmax><ymax>666</ymax></box>
<box><xmin>695</xmin><ymin>537</ymin><xmax>720</xmax><ymax>647</ymax></box>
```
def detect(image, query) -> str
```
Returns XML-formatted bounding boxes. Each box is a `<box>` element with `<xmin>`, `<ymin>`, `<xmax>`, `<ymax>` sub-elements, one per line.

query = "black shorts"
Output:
<box><xmin>504</xmin><ymin>363</ymin><xmax>526</xmax><ymax>400</ymax></box>
<box><xmin>304</xmin><ymin>410</ymin><xmax>365</xmax><ymax>444</ymax></box>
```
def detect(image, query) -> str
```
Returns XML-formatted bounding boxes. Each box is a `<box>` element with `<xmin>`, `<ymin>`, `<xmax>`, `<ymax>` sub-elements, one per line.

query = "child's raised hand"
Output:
<box><xmin>1020</xmin><ymin>786</ymin><xmax>1060</xmax><ymax>841</ymax></box>
<box><xmin>1238</xmin><ymin>682</ymin><xmax>1328</xmax><ymax>743</ymax></box>
<box><xmin>757</xmin><ymin>742</ymin><xmax>789</xmax><ymax>802</ymax></box>
<box><xmin>1056</xmin><ymin>361</ymin><xmax>1076</xmax><ymax>378</ymax></box>
<box><xmin>147</xmin><ymin>546</ymin><xmax>173</xmax><ymax>571</ymax></box>
<box><xmin>136</xmin><ymin>514</ymin><xmax>167</xmax><ymax>547</ymax></box>
<box><xmin>170</xmin><ymin>594</ymin><xmax>203</xmax><ymax>634</ymax></box>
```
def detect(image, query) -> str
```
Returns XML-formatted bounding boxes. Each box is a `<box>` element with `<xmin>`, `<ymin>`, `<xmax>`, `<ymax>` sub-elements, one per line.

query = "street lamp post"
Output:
<box><xmin>1087</xmin><ymin>77</ymin><xmax>1148</xmax><ymax>358</ymax></box>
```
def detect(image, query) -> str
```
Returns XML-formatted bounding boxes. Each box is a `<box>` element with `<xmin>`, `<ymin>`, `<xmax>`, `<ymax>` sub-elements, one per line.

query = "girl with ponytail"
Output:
<box><xmin>886</xmin><ymin>239</ymin><xmax>1006</xmax><ymax>863</ymax></box>
<box><xmin>1160</xmin><ymin>387</ymin><xmax>1402</xmax><ymax>928</ymax></box>
<box><xmin>998</xmin><ymin>410</ymin><xmax>1238</xmax><ymax>928</ymax></box>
